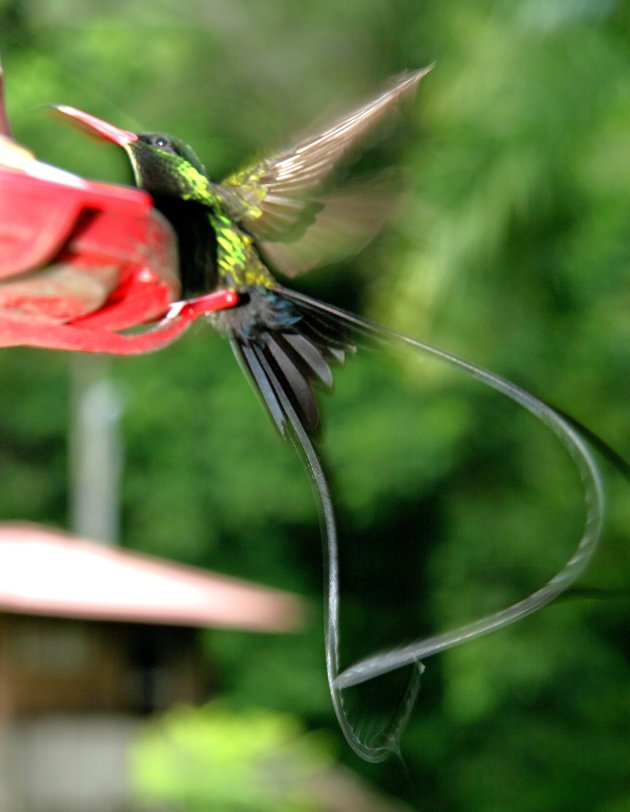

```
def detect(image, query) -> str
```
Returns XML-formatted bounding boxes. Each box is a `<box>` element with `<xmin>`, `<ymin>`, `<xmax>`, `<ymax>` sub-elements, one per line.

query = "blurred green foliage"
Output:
<box><xmin>1</xmin><ymin>0</ymin><xmax>630</xmax><ymax>810</ymax></box>
<box><xmin>131</xmin><ymin>703</ymin><xmax>333</xmax><ymax>812</ymax></box>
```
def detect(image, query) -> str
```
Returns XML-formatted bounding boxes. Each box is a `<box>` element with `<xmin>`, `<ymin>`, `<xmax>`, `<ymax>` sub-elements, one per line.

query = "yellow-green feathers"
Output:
<box><xmin>211</xmin><ymin>212</ymin><xmax>274</xmax><ymax>288</ymax></box>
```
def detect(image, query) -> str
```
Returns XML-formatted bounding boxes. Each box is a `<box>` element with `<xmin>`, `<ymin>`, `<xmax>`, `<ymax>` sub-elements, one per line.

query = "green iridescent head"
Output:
<box><xmin>53</xmin><ymin>105</ymin><xmax>211</xmax><ymax>202</ymax></box>
<box><xmin>126</xmin><ymin>133</ymin><xmax>210</xmax><ymax>200</ymax></box>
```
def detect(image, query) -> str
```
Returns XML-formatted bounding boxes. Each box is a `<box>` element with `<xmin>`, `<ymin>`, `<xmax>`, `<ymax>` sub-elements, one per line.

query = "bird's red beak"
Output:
<box><xmin>53</xmin><ymin>105</ymin><xmax>139</xmax><ymax>147</ymax></box>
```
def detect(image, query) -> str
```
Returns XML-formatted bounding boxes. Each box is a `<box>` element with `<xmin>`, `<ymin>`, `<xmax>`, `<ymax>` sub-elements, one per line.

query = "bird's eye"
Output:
<box><xmin>154</xmin><ymin>136</ymin><xmax>169</xmax><ymax>148</ymax></box>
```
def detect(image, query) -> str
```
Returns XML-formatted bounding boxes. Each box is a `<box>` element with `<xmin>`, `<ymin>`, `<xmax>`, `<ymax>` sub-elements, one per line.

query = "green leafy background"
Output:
<box><xmin>2</xmin><ymin>0</ymin><xmax>630</xmax><ymax>809</ymax></box>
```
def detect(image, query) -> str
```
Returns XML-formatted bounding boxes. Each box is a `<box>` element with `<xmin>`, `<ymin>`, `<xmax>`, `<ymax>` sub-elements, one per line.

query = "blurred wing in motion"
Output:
<box><xmin>258</xmin><ymin>176</ymin><xmax>398</xmax><ymax>278</ymax></box>
<box><xmin>217</xmin><ymin>68</ymin><xmax>431</xmax><ymax>272</ymax></box>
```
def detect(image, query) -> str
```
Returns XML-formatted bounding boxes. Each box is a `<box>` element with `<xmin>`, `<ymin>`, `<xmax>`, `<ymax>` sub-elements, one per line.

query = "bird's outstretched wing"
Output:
<box><xmin>217</xmin><ymin>67</ymin><xmax>432</xmax><ymax>276</ymax></box>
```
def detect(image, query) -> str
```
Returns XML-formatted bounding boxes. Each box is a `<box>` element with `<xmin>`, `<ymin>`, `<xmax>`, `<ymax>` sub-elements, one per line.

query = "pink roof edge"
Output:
<box><xmin>0</xmin><ymin>522</ymin><xmax>306</xmax><ymax>633</ymax></box>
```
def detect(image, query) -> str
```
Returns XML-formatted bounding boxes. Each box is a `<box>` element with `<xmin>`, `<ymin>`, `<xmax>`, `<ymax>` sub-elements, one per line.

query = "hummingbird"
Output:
<box><xmin>54</xmin><ymin>68</ymin><xmax>432</xmax><ymax>439</ymax></box>
<box><xmin>54</xmin><ymin>73</ymin><xmax>440</xmax><ymax>761</ymax></box>
<box><xmin>52</xmin><ymin>69</ymin><xmax>626</xmax><ymax>761</ymax></box>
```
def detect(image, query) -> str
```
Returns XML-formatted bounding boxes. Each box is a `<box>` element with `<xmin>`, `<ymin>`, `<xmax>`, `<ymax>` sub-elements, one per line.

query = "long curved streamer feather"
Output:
<box><xmin>279</xmin><ymin>289</ymin><xmax>605</xmax><ymax>708</ymax></box>
<box><xmin>269</xmin><ymin>368</ymin><xmax>422</xmax><ymax>762</ymax></box>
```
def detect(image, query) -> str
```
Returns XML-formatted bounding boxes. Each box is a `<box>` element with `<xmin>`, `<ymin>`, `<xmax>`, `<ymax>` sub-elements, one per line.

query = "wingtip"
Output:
<box><xmin>399</xmin><ymin>63</ymin><xmax>435</xmax><ymax>88</ymax></box>
<box><xmin>388</xmin><ymin>64</ymin><xmax>434</xmax><ymax>101</ymax></box>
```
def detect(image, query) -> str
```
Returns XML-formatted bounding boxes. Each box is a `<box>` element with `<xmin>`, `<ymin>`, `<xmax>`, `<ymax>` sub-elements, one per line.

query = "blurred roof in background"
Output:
<box><xmin>0</xmin><ymin>523</ymin><xmax>304</xmax><ymax>632</ymax></box>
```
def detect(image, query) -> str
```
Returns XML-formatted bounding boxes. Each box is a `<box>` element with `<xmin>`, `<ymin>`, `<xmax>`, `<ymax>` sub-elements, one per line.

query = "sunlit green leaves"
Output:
<box><xmin>131</xmin><ymin>703</ymin><xmax>334</xmax><ymax>812</ymax></box>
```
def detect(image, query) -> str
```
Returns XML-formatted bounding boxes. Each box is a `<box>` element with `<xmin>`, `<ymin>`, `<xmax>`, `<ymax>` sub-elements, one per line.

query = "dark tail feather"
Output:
<box><xmin>261</xmin><ymin>345</ymin><xmax>422</xmax><ymax>762</ymax></box>
<box><xmin>230</xmin><ymin>285</ymin><xmax>623</xmax><ymax>754</ymax></box>
<box><xmin>231</xmin><ymin>341</ymin><xmax>288</xmax><ymax>436</ymax></box>
<box><xmin>233</xmin><ymin>284</ymin><xmax>630</xmax><ymax>482</ymax></box>
<box><xmin>270</xmin><ymin>290</ymin><xmax>613</xmax><ymax>696</ymax></box>
<box><xmin>230</xmin><ymin>287</ymin><xmax>423</xmax><ymax>760</ymax></box>
<box><xmin>229</xmin><ymin>288</ymin><xmax>356</xmax><ymax>438</ymax></box>
<box><xmin>279</xmin><ymin>286</ymin><xmax>630</xmax><ymax>481</ymax></box>
<box><xmin>548</xmin><ymin>406</ymin><xmax>630</xmax><ymax>481</ymax></box>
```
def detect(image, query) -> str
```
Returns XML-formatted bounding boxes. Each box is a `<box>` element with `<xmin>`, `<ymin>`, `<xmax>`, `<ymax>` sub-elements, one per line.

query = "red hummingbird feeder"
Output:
<box><xmin>0</xmin><ymin>68</ymin><xmax>238</xmax><ymax>355</ymax></box>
